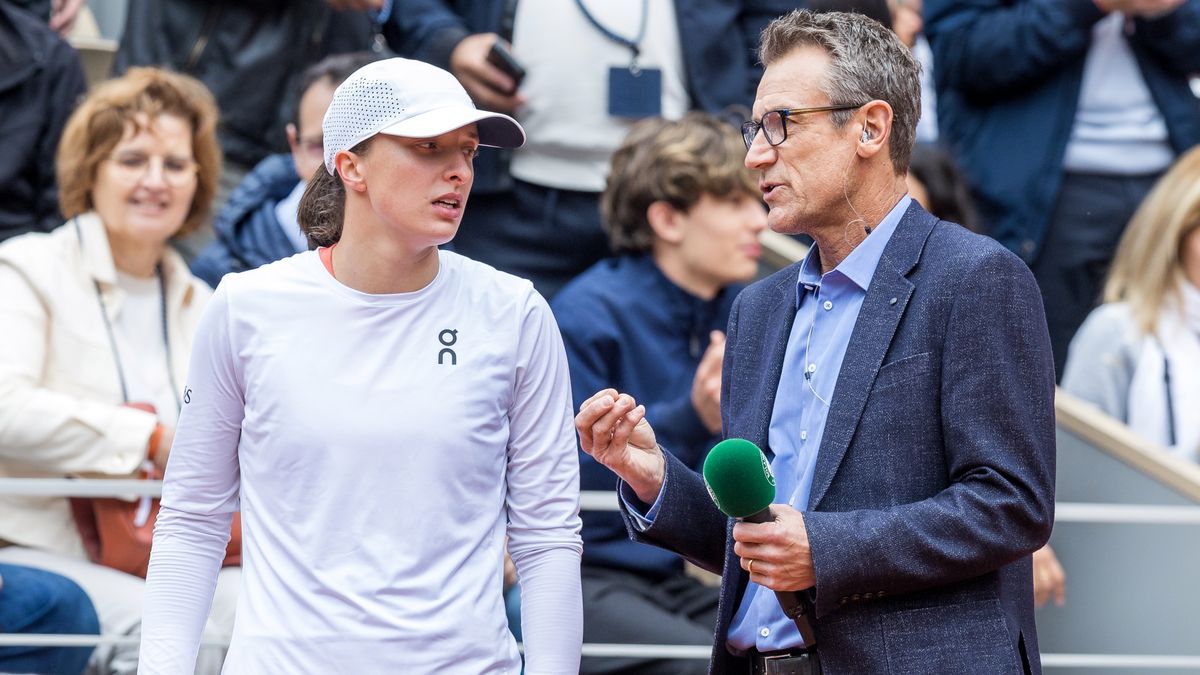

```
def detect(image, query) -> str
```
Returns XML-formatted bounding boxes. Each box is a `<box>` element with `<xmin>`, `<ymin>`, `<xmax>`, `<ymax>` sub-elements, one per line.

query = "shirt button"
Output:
<box><xmin>823</xmin><ymin>300</ymin><xmax>833</xmax><ymax>311</ymax></box>
<box><xmin>807</xmin><ymin>363</ymin><xmax>816</xmax><ymax>373</ymax></box>
<box><xmin>800</xmin><ymin>430</ymin><xmax>808</xmax><ymax>441</ymax></box>
<box><xmin>760</xmin><ymin>627</ymin><xmax>770</xmax><ymax>638</ymax></box>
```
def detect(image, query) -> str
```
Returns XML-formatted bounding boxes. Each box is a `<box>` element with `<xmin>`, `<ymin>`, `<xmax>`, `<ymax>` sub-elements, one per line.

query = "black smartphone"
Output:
<box><xmin>486</xmin><ymin>40</ymin><xmax>526</xmax><ymax>95</ymax></box>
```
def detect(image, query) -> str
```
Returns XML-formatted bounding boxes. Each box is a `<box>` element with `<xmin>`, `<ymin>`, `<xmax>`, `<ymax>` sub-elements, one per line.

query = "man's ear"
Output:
<box><xmin>335</xmin><ymin>150</ymin><xmax>367</xmax><ymax>193</ymax></box>
<box><xmin>857</xmin><ymin>99</ymin><xmax>894</xmax><ymax>161</ymax></box>
<box><xmin>647</xmin><ymin>200</ymin><xmax>685</xmax><ymax>244</ymax></box>
<box><xmin>286</xmin><ymin>123</ymin><xmax>299</xmax><ymax>154</ymax></box>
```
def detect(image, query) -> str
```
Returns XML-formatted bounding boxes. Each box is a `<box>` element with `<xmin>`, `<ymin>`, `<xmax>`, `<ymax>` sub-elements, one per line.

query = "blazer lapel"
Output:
<box><xmin>807</xmin><ymin>205</ymin><xmax>936</xmax><ymax>508</ymax></box>
<box><xmin>744</xmin><ymin>266</ymin><xmax>800</xmax><ymax>457</ymax></box>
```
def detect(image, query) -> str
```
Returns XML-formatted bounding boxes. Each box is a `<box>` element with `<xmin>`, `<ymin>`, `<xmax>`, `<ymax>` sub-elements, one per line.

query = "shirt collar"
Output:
<box><xmin>795</xmin><ymin>195</ymin><xmax>911</xmax><ymax>307</ymax></box>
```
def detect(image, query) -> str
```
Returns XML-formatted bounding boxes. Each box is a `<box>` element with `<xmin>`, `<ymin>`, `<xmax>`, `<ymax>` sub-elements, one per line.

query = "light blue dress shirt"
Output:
<box><xmin>725</xmin><ymin>195</ymin><xmax>909</xmax><ymax>652</ymax></box>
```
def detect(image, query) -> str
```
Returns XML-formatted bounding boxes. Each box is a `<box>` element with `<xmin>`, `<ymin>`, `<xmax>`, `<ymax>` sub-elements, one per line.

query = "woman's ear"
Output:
<box><xmin>335</xmin><ymin>150</ymin><xmax>368</xmax><ymax>193</ymax></box>
<box><xmin>647</xmin><ymin>200</ymin><xmax>685</xmax><ymax>245</ymax></box>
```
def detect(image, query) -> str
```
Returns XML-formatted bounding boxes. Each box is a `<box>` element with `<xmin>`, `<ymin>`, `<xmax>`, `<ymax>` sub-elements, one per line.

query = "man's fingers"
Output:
<box><xmin>732</xmin><ymin>519</ymin><xmax>780</xmax><ymax>546</ymax></box>
<box><xmin>610</xmin><ymin>404</ymin><xmax>645</xmax><ymax>449</ymax></box>
<box><xmin>584</xmin><ymin>395</ymin><xmax>637</xmax><ymax>457</ymax></box>
<box><xmin>579</xmin><ymin>389</ymin><xmax>619</xmax><ymax>412</ymax></box>
<box><xmin>574</xmin><ymin>393</ymin><xmax>618</xmax><ymax>454</ymax></box>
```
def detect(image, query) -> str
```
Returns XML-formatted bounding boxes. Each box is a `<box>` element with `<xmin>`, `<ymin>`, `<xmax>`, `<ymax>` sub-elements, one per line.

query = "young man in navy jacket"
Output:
<box><xmin>551</xmin><ymin>113</ymin><xmax>766</xmax><ymax>674</ymax></box>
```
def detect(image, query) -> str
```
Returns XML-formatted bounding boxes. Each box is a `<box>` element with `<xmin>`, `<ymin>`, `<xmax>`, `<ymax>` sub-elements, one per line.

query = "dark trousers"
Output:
<box><xmin>1032</xmin><ymin>171</ymin><xmax>1160</xmax><ymax>380</ymax></box>
<box><xmin>450</xmin><ymin>179</ymin><xmax>611</xmax><ymax>300</ymax></box>
<box><xmin>581</xmin><ymin>566</ymin><xmax>719</xmax><ymax>675</ymax></box>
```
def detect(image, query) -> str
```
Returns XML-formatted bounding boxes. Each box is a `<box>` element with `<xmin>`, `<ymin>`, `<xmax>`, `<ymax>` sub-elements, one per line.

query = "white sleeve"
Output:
<box><xmin>0</xmin><ymin>263</ymin><xmax>154</xmax><ymax>475</ymax></box>
<box><xmin>139</xmin><ymin>285</ymin><xmax>245</xmax><ymax>675</ymax></box>
<box><xmin>503</xmin><ymin>290</ymin><xmax>583</xmax><ymax>675</ymax></box>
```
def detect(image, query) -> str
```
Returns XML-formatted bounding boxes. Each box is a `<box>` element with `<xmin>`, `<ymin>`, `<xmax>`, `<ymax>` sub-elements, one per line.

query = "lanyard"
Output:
<box><xmin>574</xmin><ymin>0</ymin><xmax>648</xmax><ymax>69</ymax></box>
<box><xmin>73</xmin><ymin>218</ymin><xmax>181</xmax><ymax>412</ymax></box>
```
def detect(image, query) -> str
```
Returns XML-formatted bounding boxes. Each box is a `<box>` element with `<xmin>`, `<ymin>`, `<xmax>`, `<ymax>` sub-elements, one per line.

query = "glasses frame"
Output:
<box><xmin>105</xmin><ymin>152</ymin><xmax>199</xmax><ymax>188</ymax></box>
<box><xmin>742</xmin><ymin>103</ymin><xmax>867</xmax><ymax>150</ymax></box>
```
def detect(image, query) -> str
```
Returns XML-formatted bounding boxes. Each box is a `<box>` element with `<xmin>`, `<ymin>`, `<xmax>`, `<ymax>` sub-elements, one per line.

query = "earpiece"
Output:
<box><xmin>860</xmin><ymin>128</ymin><xmax>871</xmax><ymax>143</ymax></box>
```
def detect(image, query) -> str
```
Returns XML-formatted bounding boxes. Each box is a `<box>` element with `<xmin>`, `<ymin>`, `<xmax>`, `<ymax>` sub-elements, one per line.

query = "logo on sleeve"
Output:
<box><xmin>438</xmin><ymin>329</ymin><xmax>458</xmax><ymax>365</ymax></box>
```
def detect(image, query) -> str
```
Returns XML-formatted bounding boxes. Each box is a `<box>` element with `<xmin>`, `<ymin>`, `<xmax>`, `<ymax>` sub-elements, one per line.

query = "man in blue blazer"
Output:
<box><xmin>576</xmin><ymin>10</ymin><xmax>1056</xmax><ymax>675</ymax></box>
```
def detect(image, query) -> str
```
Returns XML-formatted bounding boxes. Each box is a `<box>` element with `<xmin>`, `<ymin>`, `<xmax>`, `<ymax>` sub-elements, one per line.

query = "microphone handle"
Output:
<box><xmin>740</xmin><ymin>508</ymin><xmax>818</xmax><ymax>646</ymax></box>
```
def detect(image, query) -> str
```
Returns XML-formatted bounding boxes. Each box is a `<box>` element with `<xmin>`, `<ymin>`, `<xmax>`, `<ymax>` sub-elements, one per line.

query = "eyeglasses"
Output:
<box><xmin>741</xmin><ymin>104</ymin><xmax>867</xmax><ymax>150</ymax></box>
<box><xmin>296</xmin><ymin>135</ymin><xmax>324</xmax><ymax>156</ymax></box>
<box><xmin>106</xmin><ymin>151</ymin><xmax>198</xmax><ymax>187</ymax></box>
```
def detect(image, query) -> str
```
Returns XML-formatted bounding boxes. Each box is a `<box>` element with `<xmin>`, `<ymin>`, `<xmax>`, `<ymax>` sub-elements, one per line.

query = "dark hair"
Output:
<box><xmin>602</xmin><ymin>113</ymin><xmax>759</xmax><ymax>255</ymax></box>
<box><xmin>808</xmin><ymin>0</ymin><xmax>893</xmax><ymax>29</ymax></box>
<box><xmin>908</xmin><ymin>143</ymin><xmax>979</xmax><ymax>233</ymax></box>
<box><xmin>292</xmin><ymin>52</ymin><xmax>380</xmax><ymax>134</ymax></box>
<box><xmin>297</xmin><ymin>138</ymin><xmax>371</xmax><ymax>248</ymax></box>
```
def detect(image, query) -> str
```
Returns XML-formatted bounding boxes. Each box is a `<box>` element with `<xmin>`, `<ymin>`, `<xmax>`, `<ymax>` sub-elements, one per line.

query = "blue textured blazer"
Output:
<box><xmin>622</xmin><ymin>202</ymin><xmax>1056</xmax><ymax>674</ymax></box>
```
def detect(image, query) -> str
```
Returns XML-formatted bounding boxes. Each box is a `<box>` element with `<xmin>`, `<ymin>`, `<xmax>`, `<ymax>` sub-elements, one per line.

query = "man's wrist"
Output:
<box><xmin>630</xmin><ymin>452</ymin><xmax>666</xmax><ymax>504</ymax></box>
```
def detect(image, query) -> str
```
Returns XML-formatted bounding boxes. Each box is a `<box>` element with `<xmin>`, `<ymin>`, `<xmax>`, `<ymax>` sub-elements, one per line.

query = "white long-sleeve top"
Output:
<box><xmin>139</xmin><ymin>249</ymin><xmax>583</xmax><ymax>674</ymax></box>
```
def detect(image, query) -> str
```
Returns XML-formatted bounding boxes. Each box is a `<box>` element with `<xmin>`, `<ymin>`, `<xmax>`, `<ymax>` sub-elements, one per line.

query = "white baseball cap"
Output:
<box><xmin>321</xmin><ymin>57</ymin><xmax>526</xmax><ymax>175</ymax></box>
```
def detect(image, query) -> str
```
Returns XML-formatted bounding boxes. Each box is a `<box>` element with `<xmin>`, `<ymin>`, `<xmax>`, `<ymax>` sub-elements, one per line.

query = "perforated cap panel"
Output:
<box><xmin>322</xmin><ymin>58</ymin><xmax>525</xmax><ymax>174</ymax></box>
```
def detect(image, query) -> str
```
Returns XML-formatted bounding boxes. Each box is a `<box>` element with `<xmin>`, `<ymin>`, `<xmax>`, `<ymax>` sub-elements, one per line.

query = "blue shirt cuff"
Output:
<box><xmin>619</xmin><ymin>478</ymin><xmax>667</xmax><ymax>531</ymax></box>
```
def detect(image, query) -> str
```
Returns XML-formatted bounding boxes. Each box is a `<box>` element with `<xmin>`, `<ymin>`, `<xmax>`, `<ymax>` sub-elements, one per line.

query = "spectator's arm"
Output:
<box><xmin>380</xmin><ymin>0</ymin><xmax>470</xmax><ymax>70</ymax></box>
<box><xmin>0</xmin><ymin>262</ymin><xmax>154</xmax><ymax>476</ymax></box>
<box><xmin>1131</xmin><ymin>0</ymin><xmax>1200</xmax><ymax>74</ymax></box>
<box><xmin>34</xmin><ymin>36</ymin><xmax>86</xmax><ymax>232</ymax></box>
<box><xmin>1060</xmin><ymin>304</ymin><xmax>1136</xmax><ymax>424</ymax></box>
<box><xmin>925</xmin><ymin>0</ymin><xmax>1105</xmax><ymax>100</ymax></box>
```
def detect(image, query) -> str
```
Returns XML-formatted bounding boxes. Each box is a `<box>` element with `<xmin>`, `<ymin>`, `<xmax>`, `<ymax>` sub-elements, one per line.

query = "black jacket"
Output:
<box><xmin>0</xmin><ymin>1</ymin><xmax>86</xmax><ymax>242</ymax></box>
<box><xmin>113</xmin><ymin>0</ymin><xmax>378</xmax><ymax>169</ymax></box>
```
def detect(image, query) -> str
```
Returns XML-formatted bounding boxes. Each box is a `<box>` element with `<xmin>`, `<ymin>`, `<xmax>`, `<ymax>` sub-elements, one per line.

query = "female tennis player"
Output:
<box><xmin>137</xmin><ymin>58</ymin><xmax>583</xmax><ymax>674</ymax></box>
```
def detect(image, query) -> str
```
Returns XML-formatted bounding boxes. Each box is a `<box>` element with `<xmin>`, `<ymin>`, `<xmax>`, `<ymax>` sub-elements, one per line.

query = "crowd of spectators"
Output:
<box><xmin>0</xmin><ymin>0</ymin><xmax>1196</xmax><ymax>672</ymax></box>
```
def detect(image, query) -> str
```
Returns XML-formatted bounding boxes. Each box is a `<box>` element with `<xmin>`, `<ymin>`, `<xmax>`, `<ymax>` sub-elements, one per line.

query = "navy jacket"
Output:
<box><xmin>552</xmin><ymin>255</ymin><xmax>737</xmax><ymax>578</ymax></box>
<box><xmin>383</xmin><ymin>0</ymin><xmax>796</xmax><ymax>193</ymax></box>
<box><xmin>926</xmin><ymin>0</ymin><xmax>1200</xmax><ymax>261</ymax></box>
<box><xmin>190</xmin><ymin>154</ymin><xmax>303</xmax><ymax>288</ymax></box>
<box><xmin>0</xmin><ymin>1</ymin><xmax>86</xmax><ymax>242</ymax></box>
<box><xmin>623</xmin><ymin>203</ymin><xmax>1056</xmax><ymax>674</ymax></box>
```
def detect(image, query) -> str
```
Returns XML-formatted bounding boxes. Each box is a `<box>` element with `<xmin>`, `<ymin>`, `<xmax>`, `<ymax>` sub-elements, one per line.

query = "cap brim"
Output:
<box><xmin>378</xmin><ymin>106</ymin><xmax>525</xmax><ymax>149</ymax></box>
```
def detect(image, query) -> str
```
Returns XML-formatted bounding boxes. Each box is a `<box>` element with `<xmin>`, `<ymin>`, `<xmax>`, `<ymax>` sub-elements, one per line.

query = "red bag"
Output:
<box><xmin>70</xmin><ymin>402</ymin><xmax>241</xmax><ymax>578</ymax></box>
<box><xmin>70</xmin><ymin>468</ymin><xmax>242</xmax><ymax>578</ymax></box>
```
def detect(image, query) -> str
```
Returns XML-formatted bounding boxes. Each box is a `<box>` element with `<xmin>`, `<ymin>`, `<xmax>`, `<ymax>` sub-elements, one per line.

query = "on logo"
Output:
<box><xmin>438</xmin><ymin>329</ymin><xmax>458</xmax><ymax>365</ymax></box>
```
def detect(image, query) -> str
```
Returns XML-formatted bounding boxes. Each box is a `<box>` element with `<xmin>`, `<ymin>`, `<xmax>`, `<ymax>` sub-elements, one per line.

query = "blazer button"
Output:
<box><xmin>863</xmin><ymin>592</ymin><xmax>874</xmax><ymax>600</ymax></box>
<box><xmin>877</xmin><ymin>590</ymin><xmax>886</xmax><ymax>598</ymax></box>
<box><xmin>851</xmin><ymin>594</ymin><xmax>861</xmax><ymax>601</ymax></box>
<box><xmin>840</xmin><ymin>596</ymin><xmax>848</xmax><ymax>605</ymax></box>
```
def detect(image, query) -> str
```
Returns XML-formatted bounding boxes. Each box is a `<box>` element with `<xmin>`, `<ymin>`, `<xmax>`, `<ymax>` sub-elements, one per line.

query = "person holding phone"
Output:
<box><xmin>137</xmin><ymin>57</ymin><xmax>583</xmax><ymax>674</ymax></box>
<box><xmin>385</xmin><ymin>0</ymin><xmax>794</xmax><ymax>298</ymax></box>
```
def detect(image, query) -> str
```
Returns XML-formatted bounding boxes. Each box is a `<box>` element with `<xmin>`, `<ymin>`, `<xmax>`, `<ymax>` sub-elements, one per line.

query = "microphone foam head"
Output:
<box><xmin>702</xmin><ymin>438</ymin><xmax>776</xmax><ymax>518</ymax></box>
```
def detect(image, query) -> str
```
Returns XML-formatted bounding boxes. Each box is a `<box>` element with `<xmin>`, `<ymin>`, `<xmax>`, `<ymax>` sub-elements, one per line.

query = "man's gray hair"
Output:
<box><xmin>759</xmin><ymin>10</ymin><xmax>921</xmax><ymax>173</ymax></box>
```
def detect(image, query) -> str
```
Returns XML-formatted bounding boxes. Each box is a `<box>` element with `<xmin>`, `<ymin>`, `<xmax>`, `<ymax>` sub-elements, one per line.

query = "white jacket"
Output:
<box><xmin>0</xmin><ymin>212</ymin><xmax>211</xmax><ymax>556</ymax></box>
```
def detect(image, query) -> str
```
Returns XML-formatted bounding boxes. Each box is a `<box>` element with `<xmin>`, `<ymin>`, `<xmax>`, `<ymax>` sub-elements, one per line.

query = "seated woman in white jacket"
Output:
<box><xmin>1063</xmin><ymin>145</ymin><xmax>1200</xmax><ymax>461</ymax></box>
<box><xmin>0</xmin><ymin>68</ymin><xmax>238</xmax><ymax>675</ymax></box>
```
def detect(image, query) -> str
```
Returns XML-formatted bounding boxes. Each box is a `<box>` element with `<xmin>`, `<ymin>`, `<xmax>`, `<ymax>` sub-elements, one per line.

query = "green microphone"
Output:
<box><xmin>703</xmin><ymin>438</ymin><xmax>776</xmax><ymax>522</ymax></box>
<box><xmin>703</xmin><ymin>438</ymin><xmax>817</xmax><ymax>646</ymax></box>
